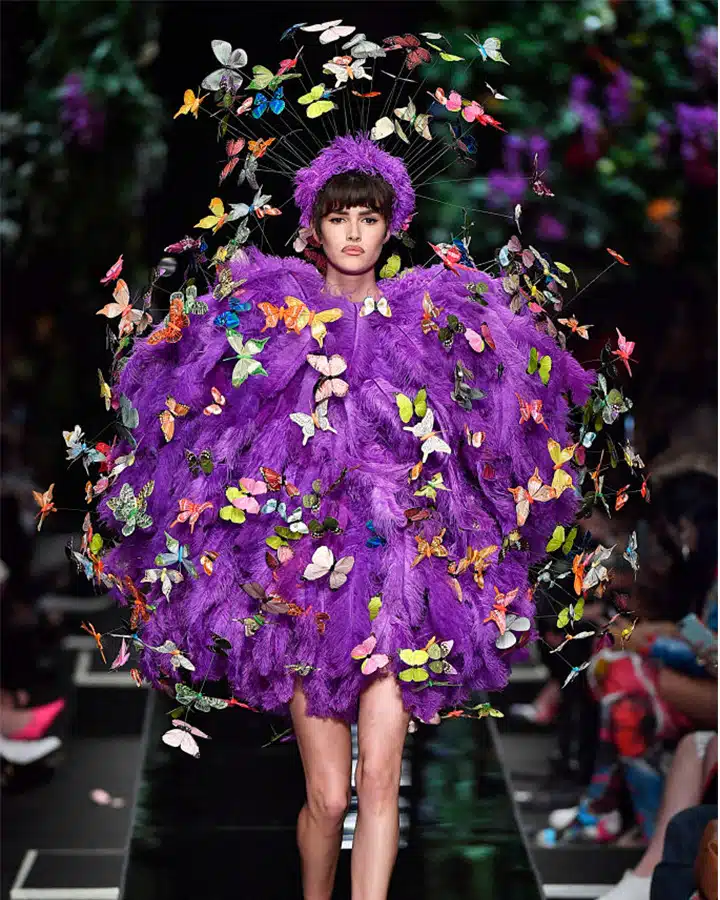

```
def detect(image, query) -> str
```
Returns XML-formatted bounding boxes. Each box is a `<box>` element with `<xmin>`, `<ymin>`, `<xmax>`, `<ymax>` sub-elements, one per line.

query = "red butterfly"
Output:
<box><xmin>259</xmin><ymin>466</ymin><xmax>299</xmax><ymax>498</ymax></box>
<box><xmin>606</xmin><ymin>247</ymin><xmax>630</xmax><ymax>266</ymax></box>
<box><xmin>483</xmin><ymin>586</ymin><xmax>519</xmax><ymax>635</ymax></box>
<box><xmin>219</xmin><ymin>138</ymin><xmax>245</xmax><ymax>184</ymax></box>
<box><xmin>147</xmin><ymin>296</ymin><xmax>190</xmax><ymax>346</ymax></box>
<box><xmin>383</xmin><ymin>34</ymin><xmax>431</xmax><ymax>71</ymax></box>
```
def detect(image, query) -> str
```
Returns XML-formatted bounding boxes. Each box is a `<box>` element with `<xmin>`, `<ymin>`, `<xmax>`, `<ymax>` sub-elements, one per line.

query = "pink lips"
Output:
<box><xmin>342</xmin><ymin>247</ymin><xmax>364</xmax><ymax>255</ymax></box>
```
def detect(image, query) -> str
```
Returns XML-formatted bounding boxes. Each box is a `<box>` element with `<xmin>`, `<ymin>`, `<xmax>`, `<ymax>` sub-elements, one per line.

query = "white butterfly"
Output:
<box><xmin>228</xmin><ymin>187</ymin><xmax>272</xmax><ymax>219</ymax></box>
<box><xmin>495</xmin><ymin>613</ymin><xmax>532</xmax><ymax>650</ymax></box>
<box><xmin>303</xmin><ymin>545</ymin><xmax>355</xmax><ymax>590</ymax></box>
<box><xmin>161</xmin><ymin>719</ymin><xmax>210</xmax><ymax>758</ymax></box>
<box><xmin>285</xmin><ymin>507</ymin><xmax>310</xmax><ymax>536</ymax></box>
<box><xmin>306</xmin><ymin>353</ymin><xmax>349</xmax><ymax>403</ymax></box>
<box><xmin>301</xmin><ymin>20</ymin><xmax>356</xmax><ymax>45</ymax></box>
<box><xmin>549</xmin><ymin>630</ymin><xmax>596</xmax><ymax>654</ymax></box>
<box><xmin>201</xmin><ymin>40</ymin><xmax>248</xmax><ymax>93</ymax></box>
<box><xmin>322</xmin><ymin>56</ymin><xmax>372</xmax><ymax>88</ymax></box>
<box><xmin>485</xmin><ymin>82</ymin><xmax>509</xmax><ymax>100</ymax></box>
<box><xmin>289</xmin><ymin>400</ymin><xmax>337</xmax><ymax>446</ymax></box>
<box><xmin>342</xmin><ymin>33</ymin><xmax>386</xmax><ymax>59</ymax></box>
<box><xmin>359</xmin><ymin>295</ymin><xmax>392</xmax><ymax>318</ymax></box>
<box><xmin>370</xmin><ymin>115</ymin><xmax>408</xmax><ymax>144</ymax></box>
<box><xmin>153</xmin><ymin>640</ymin><xmax>195</xmax><ymax>671</ymax></box>
<box><xmin>403</xmin><ymin>408</ymin><xmax>452</xmax><ymax>463</ymax></box>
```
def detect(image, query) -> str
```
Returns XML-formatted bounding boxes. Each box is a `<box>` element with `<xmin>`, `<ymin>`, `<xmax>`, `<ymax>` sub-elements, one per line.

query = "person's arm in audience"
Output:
<box><xmin>656</xmin><ymin>668</ymin><xmax>718</xmax><ymax>728</ymax></box>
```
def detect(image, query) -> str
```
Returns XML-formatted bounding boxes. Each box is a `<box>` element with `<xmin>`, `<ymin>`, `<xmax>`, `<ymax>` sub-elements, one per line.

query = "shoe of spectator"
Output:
<box><xmin>0</xmin><ymin>735</ymin><xmax>62</xmax><ymax>765</ymax></box>
<box><xmin>537</xmin><ymin>803</ymin><xmax>621</xmax><ymax>846</ymax></box>
<box><xmin>596</xmin><ymin>870</ymin><xmax>651</xmax><ymax>900</ymax></box>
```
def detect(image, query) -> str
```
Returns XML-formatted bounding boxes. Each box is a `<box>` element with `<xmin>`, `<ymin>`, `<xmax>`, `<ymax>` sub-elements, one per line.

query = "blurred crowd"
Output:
<box><xmin>512</xmin><ymin>399</ymin><xmax>717</xmax><ymax>900</ymax></box>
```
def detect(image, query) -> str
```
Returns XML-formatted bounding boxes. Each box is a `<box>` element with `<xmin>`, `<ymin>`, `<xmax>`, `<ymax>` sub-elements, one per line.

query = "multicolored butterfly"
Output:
<box><xmin>448</xmin><ymin>544</ymin><xmax>498</xmax><ymax>590</ymax></box>
<box><xmin>289</xmin><ymin>400</ymin><xmax>336</xmax><ymax>445</ymax></box>
<box><xmin>558</xmin><ymin>316</ymin><xmax>591</xmax><ymax>339</ymax></box>
<box><xmin>483</xmin><ymin>585</ymin><xmax>519</xmax><ymax>634</ymax></box>
<box><xmin>508</xmin><ymin>468</ymin><xmax>557</xmax><ymax>526</ymax></box>
<box><xmin>322</xmin><ymin>55</ymin><xmax>372</xmax><ymax>87</ymax></box>
<box><xmin>154</xmin><ymin>530</ymin><xmax>198</xmax><ymax>577</ymax></box>
<box><xmin>170</xmin><ymin>498</ymin><xmax>213</xmax><ymax>534</ymax></box>
<box><xmin>96</xmin><ymin>279</ymin><xmax>151</xmax><ymax>337</ymax></box>
<box><xmin>281</xmin><ymin>296</ymin><xmax>343</xmax><ymax>348</ymax></box>
<box><xmin>106</xmin><ymin>481</ymin><xmax>154</xmax><ymax>536</ymax></box>
<box><xmin>154</xmin><ymin>640</ymin><xmax>195</xmax><ymax>671</ymax></box>
<box><xmin>224</xmin><ymin>332</ymin><xmax>268</xmax><ymax>388</ymax></box>
<box><xmin>141</xmin><ymin>565</ymin><xmax>184</xmax><ymax>602</ymax></box>
<box><xmin>62</xmin><ymin>425</ymin><xmax>106</xmax><ymax>472</ymax></box>
<box><xmin>203</xmin><ymin>387</ymin><xmax>226</xmax><ymax>416</ymax></box>
<box><xmin>185</xmin><ymin>448</ymin><xmax>214</xmax><ymax>477</ymax></box>
<box><xmin>260</xmin><ymin>466</ymin><xmax>300</xmax><ymax>498</ymax></box>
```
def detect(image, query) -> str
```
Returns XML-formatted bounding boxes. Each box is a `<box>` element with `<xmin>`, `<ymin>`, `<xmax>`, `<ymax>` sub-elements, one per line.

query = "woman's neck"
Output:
<box><xmin>323</xmin><ymin>265</ymin><xmax>381</xmax><ymax>304</ymax></box>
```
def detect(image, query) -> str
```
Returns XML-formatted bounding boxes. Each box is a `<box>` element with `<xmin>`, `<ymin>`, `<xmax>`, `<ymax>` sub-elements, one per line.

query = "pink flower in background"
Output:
<box><xmin>58</xmin><ymin>72</ymin><xmax>105</xmax><ymax>148</ymax></box>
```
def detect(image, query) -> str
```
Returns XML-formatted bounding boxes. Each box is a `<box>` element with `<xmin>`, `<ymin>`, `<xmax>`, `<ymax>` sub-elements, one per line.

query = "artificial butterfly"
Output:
<box><xmin>201</xmin><ymin>39</ymin><xmax>247</xmax><ymax>93</ymax></box>
<box><xmin>447</xmin><ymin>544</ymin><xmax>498</xmax><ymax>590</ymax></box>
<box><xmin>298</xmin><ymin>83</ymin><xmax>337</xmax><ymax>118</ymax></box>
<box><xmin>224</xmin><ymin>332</ymin><xmax>268</xmax><ymax>387</ymax></box>
<box><xmin>359</xmin><ymin>295</ymin><xmax>392</xmax><ymax>318</ymax></box>
<box><xmin>100</xmin><ymin>254</ymin><xmax>124</xmax><ymax>284</ymax></box>
<box><xmin>260</xmin><ymin>466</ymin><xmax>300</xmax><ymax>498</ymax></box>
<box><xmin>174</xmin><ymin>89</ymin><xmax>206</xmax><ymax>119</ymax></box>
<box><xmin>141</xmin><ymin>565</ymin><xmax>184</xmax><ymax>602</ymax></box>
<box><xmin>155</xmin><ymin>530</ymin><xmax>199</xmax><ymax>576</ymax></box>
<box><xmin>495</xmin><ymin>613</ymin><xmax>531</xmax><ymax>650</ymax></box>
<box><xmin>516</xmin><ymin>393</ymin><xmax>548</xmax><ymax>430</ymax></box>
<box><xmin>307</xmin><ymin>353</ymin><xmax>349</xmax><ymax>403</ymax></box>
<box><xmin>545</xmin><ymin>525</ymin><xmax>577</xmax><ymax>555</ymax></box>
<box><xmin>289</xmin><ymin>400</ymin><xmax>336</xmax><ymax>446</ymax></box>
<box><xmin>611</xmin><ymin>328</ymin><xmax>636</xmax><ymax>378</ymax></box>
<box><xmin>155</xmin><ymin>640</ymin><xmax>195</xmax><ymax>671</ymax></box>
<box><xmin>395</xmin><ymin>387</ymin><xmax>427</xmax><ymax>424</ymax></box>
<box><xmin>303</xmin><ymin>545</ymin><xmax>355</xmax><ymax>590</ymax></box>
<box><xmin>530</xmin><ymin>152</ymin><xmax>554</xmax><ymax>197</ymax></box>
<box><xmin>351</xmin><ymin>634</ymin><xmax>390</xmax><ymax>675</ymax></box>
<box><xmin>558</xmin><ymin>316</ymin><xmax>591</xmax><ymax>339</ymax></box>
<box><xmin>218</xmin><ymin>138</ymin><xmax>245</xmax><ymax>184</ymax></box>
<box><xmin>96</xmin><ymin>279</ymin><xmax>152</xmax><ymax>338</ymax></box>
<box><xmin>412</xmin><ymin>528</ymin><xmax>448</xmax><ymax>567</ymax></box>
<box><xmin>301</xmin><ymin>19</ymin><xmax>355</xmax><ymax>44</ymax></box>
<box><xmin>162</xmin><ymin>719</ymin><xmax>210</xmax><ymax>758</ymax></box>
<box><xmin>508</xmin><ymin>468</ymin><xmax>557</xmax><ymax>527</ymax></box>
<box><xmin>365</xmin><ymin>520</ymin><xmax>387</xmax><ymax>549</ymax></box>
<box><xmin>322</xmin><ymin>55</ymin><xmax>372</xmax><ymax>88</ymax></box>
<box><xmin>252</xmin><ymin>86</ymin><xmax>285</xmax><ymax>118</ymax></box>
<box><xmin>106</xmin><ymin>481</ymin><xmax>154</xmax><ymax>536</ymax></box>
<box><xmin>62</xmin><ymin>425</ymin><xmax>106</xmax><ymax>473</ymax></box>
<box><xmin>483</xmin><ymin>586</ymin><xmax>519</xmax><ymax>634</ymax></box>
<box><xmin>159</xmin><ymin>396</ymin><xmax>190</xmax><ymax>442</ymax></box>
<box><xmin>623</xmin><ymin>530</ymin><xmax>639</xmax><ymax>576</ymax></box>
<box><xmin>527</xmin><ymin>347</ymin><xmax>552</xmax><ymax>385</ymax></box>
<box><xmin>203</xmin><ymin>387</ymin><xmax>226</xmax><ymax>415</ymax></box>
<box><xmin>465</xmin><ymin>34</ymin><xmax>509</xmax><ymax>64</ymax></box>
<box><xmin>33</xmin><ymin>483</ymin><xmax>57</xmax><ymax>532</ymax></box>
<box><xmin>383</xmin><ymin>34</ymin><xmax>431</xmax><ymax>70</ymax></box>
<box><xmin>403</xmin><ymin>409</ymin><xmax>452</xmax><ymax>464</ymax></box>
<box><xmin>283</xmin><ymin>296</ymin><xmax>343</xmax><ymax>348</ymax></box>
<box><xmin>147</xmin><ymin>297</ymin><xmax>190</xmax><ymax>346</ymax></box>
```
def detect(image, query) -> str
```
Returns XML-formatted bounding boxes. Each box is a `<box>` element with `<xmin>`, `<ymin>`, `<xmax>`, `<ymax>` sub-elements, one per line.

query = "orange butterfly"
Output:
<box><xmin>170</xmin><ymin>498</ymin><xmax>214</xmax><ymax>534</ymax></box>
<box><xmin>412</xmin><ymin>528</ymin><xmax>448</xmax><ymax>568</ymax></box>
<box><xmin>508</xmin><ymin>468</ymin><xmax>557</xmax><ymax>526</ymax></box>
<box><xmin>248</xmin><ymin>137</ymin><xmax>275</xmax><ymax>158</ymax></box>
<box><xmin>611</xmin><ymin>328</ymin><xmax>636</xmax><ymax>377</ymax></box>
<box><xmin>32</xmin><ymin>483</ymin><xmax>57</xmax><ymax>532</ymax></box>
<box><xmin>174</xmin><ymin>89</ymin><xmax>207</xmax><ymax>119</ymax></box>
<box><xmin>158</xmin><ymin>396</ymin><xmax>190</xmax><ymax>442</ymax></box>
<box><xmin>483</xmin><ymin>586</ymin><xmax>520</xmax><ymax>635</ymax></box>
<box><xmin>200</xmin><ymin>550</ymin><xmax>219</xmax><ymax>575</ymax></box>
<box><xmin>420</xmin><ymin>291</ymin><xmax>442</xmax><ymax>334</ymax></box>
<box><xmin>558</xmin><ymin>316</ymin><xmax>592</xmax><ymax>339</ymax></box>
<box><xmin>255</xmin><ymin>205</ymin><xmax>282</xmax><ymax>219</ymax></box>
<box><xmin>258</xmin><ymin>302</ymin><xmax>286</xmax><ymax>331</ymax></box>
<box><xmin>352</xmin><ymin>90</ymin><xmax>382</xmax><ymax>98</ymax></box>
<box><xmin>81</xmin><ymin>620</ymin><xmax>107</xmax><ymax>664</ymax></box>
<box><xmin>147</xmin><ymin>297</ymin><xmax>190</xmax><ymax>346</ymax></box>
<box><xmin>447</xmin><ymin>544</ymin><xmax>498</xmax><ymax>590</ymax></box>
<box><xmin>124</xmin><ymin>576</ymin><xmax>152</xmax><ymax>631</ymax></box>
<box><xmin>572</xmin><ymin>553</ymin><xmax>587</xmax><ymax>596</ymax></box>
<box><xmin>195</xmin><ymin>197</ymin><xmax>229</xmax><ymax>233</ymax></box>
<box><xmin>260</xmin><ymin>466</ymin><xmax>299</xmax><ymax>498</ymax></box>
<box><xmin>615</xmin><ymin>484</ymin><xmax>630</xmax><ymax>511</ymax></box>
<box><xmin>203</xmin><ymin>387</ymin><xmax>226</xmax><ymax>416</ymax></box>
<box><xmin>96</xmin><ymin>279</ymin><xmax>151</xmax><ymax>338</ymax></box>
<box><xmin>515</xmin><ymin>393</ymin><xmax>549</xmax><ymax>431</ymax></box>
<box><xmin>282</xmin><ymin>296</ymin><xmax>343</xmax><ymax>348</ymax></box>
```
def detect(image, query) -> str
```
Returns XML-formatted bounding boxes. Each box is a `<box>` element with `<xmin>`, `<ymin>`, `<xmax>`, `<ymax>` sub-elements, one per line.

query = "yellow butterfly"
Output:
<box><xmin>398</xmin><ymin>648</ymin><xmax>429</xmax><ymax>682</ymax></box>
<box><xmin>174</xmin><ymin>89</ymin><xmax>207</xmax><ymax>120</ymax></box>
<box><xmin>412</xmin><ymin>528</ymin><xmax>448</xmax><ymax>568</ymax></box>
<box><xmin>283</xmin><ymin>296</ymin><xmax>343</xmax><ymax>349</ymax></box>
<box><xmin>548</xmin><ymin>438</ymin><xmax>576</xmax><ymax>498</ymax></box>
<box><xmin>413</xmin><ymin>472</ymin><xmax>449</xmax><ymax>502</ymax></box>
<box><xmin>395</xmin><ymin>387</ymin><xmax>427</xmax><ymax>424</ymax></box>
<box><xmin>97</xmin><ymin>369</ymin><xmax>112</xmax><ymax>411</ymax></box>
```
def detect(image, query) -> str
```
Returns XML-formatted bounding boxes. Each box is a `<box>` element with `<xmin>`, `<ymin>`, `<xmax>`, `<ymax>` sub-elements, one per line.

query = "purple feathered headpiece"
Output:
<box><xmin>294</xmin><ymin>133</ymin><xmax>415</xmax><ymax>235</ymax></box>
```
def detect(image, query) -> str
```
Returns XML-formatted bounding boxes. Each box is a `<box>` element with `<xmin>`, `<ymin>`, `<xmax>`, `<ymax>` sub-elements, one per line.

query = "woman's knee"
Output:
<box><xmin>306</xmin><ymin>781</ymin><xmax>351</xmax><ymax>827</ymax></box>
<box><xmin>355</xmin><ymin>756</ymin><xmax>400</xmax><ymax>810</ymax></box>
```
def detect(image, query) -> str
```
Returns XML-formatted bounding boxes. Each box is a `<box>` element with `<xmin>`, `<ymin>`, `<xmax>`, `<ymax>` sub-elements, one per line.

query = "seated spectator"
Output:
<box><xmin>651</xmin><ymin>808</ymin><xmax>717</xmax><ymax>900</ymax></box>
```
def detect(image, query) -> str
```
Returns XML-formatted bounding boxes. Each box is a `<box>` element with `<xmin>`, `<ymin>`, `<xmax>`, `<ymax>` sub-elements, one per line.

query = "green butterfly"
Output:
<box><xmin>171</xmin><ymin>284</ymin><xmax>208</xmax><ymax>317</ymax></box>
<box><xmin>466</xmin><ymin>281</ymin><xmax>489</xmax><ymax>305</ymax></box>
<box><xmin>224</xmin><ymin>332</ymin><xmax>268</xmax><ymax>388</ymax></box>
<box><xmin>106</xmin><ymin>481</ymin><xmax>154</xmax><ymax>536</ymax></box>
<box><xmin>175</xmin><ymin>683</ymin><xmax>228</xmax><ymax>712</ymax></box>
<box><xmin>220</xmin><ymin>486</ymin><xmax>247</xmax><ymax>524</ymax></box>
<box><xmin>546</xmin><ymin>525</ymin><xmax>578</xmax><ymax>555</ymax></box>
<box><xmin>427</xmin><ymin>639</ymin><xmax>457</xmax><ymax>675</ymax></box>
<box><xmin>527</xmin><ymin>347</ymin><xmax>552</xmax><ymax>386</ymax></box>
<box><xmin>246</xmin><ymin>65</ymin><xmax>301</xmax><ymax>91</ymax></box>
<box><xmin>379</xmin><ymin>254</ymin><xmax>402</xmax><ymax>280</ymax></box>
<box><xmin>368</xmin><ymin>594</ymin><xmax>382</xmax><ymax>622</ymax></box>
<box><xmin>298</xmin><ymin>83</ymin><xmax>337</xmax><ymax>119</ymax></box>
<box><xmin>395</xmin><ymin>387</ymin><xmax>427</xmax><ymax>424</ymax></box>
<box><xmin>556</xmin><ymin>598</ymin><xmax>585</xmax><ymax>629</ymax></box>
<box><xmin>414</xmin><ymin>472</ymin><xmax>450</xmax><ymax>502</ymax></box>
<box><xmin>592</xmin><ymin>373</ymin><xmax>632</xmax><ymax>426</ymax></box>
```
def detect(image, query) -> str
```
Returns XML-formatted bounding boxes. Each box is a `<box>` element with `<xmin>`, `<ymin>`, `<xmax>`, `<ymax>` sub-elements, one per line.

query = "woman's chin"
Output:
<box><xmin>326</xmin><ymin>255</ymin><xmax>379</xmax><ymax>277</ymax></box>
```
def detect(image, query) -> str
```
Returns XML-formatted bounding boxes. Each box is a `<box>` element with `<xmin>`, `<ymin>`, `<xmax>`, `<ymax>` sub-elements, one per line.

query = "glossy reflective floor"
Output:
<box><xmin>121</xmin><ymin>692</ymin><xmax>542</xmax><ymax>900</ymax></box>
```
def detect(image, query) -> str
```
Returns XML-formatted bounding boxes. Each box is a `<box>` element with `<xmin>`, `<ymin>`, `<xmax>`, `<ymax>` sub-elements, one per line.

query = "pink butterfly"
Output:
<box><xmin>162</xmin><ymin>719</ymin><xmax>211</xmax><ymax>758</ymax></box>
<box><xmin>307</xmin><ymin>353</ymin><xmax>349</xmax><ymax>403</ymax></box>
<box><xmin>110</xmin><ymin>637</ymin><xmax>130</xmax><ymax>670</ymax></box>
<box><xmin>430</xmin><ymin>87</ymin><xmax>463</xmax><ymax>111</ymax></box>
<box><xmin>100</xmin><ymin>254</ymin><xmax>124</xmax><ymax>284</ymax></box>
<box><xmin>464</xmin><ymin>328</ymin><xmax>486</xmax><ymax>353</ymax></box>
<box><xmin>170</xmin><ymin>499</ymin><xmax>214</xmax><ymax>533</ymax></box>
<box><xmin>351</xmin><ymin>634</ymin><xmax>390</xmax><ymax>675</ymax></box>
<box><xmin>611</xmin><ymin>328</ymin><xmax>636</xmax><ymax>377</ymax></box>
<box><xmin>235</xmin><ymin>477</ymin><xmax>268</xmax><ymax>514</ymax></box>
<box><xmin>96</xmin><ymin>279</ymin><xmax>152</xmax><ymax>337</ymax></box>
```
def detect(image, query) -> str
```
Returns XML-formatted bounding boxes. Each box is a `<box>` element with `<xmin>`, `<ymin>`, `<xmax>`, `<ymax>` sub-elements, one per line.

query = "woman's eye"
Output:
<box><xmin>363</xmin><ymin>218</ymin><xmax>379</xmax><ymax>225</ymax></box>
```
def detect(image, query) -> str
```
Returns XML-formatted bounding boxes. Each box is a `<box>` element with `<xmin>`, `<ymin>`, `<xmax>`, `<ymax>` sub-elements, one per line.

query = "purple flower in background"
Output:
<box><xmin>675</xmin><ymin>103</ymin><xmax>718</xmax><ymax>160</ymax></box>
<box><xmin>688</xmin><ymin>26</ymin><xmax>718</xmax><ymax>82</ymax></box>
<box><xmin>487</xmin><ymin>170</ymin><xmax>527</xmax><ymax>209</ymax></box>
<box><xmin>527</xmin><ymin>134</ymin><xmax>549</xmax><ymax>173</ymax></box>
<box><xmin>605</xmin><ymin>68</ymin><xmax>633</xmax><ymax>125</ymax></box>
<box><xmin>502</xmin><ymin>135</ymin><xmax>526</xmax><ymax>174</ymax></box>
<box><xmin>58</xmin><ymin>71</ymin><xmax>105</xmax><ymax>148</ymax></box>
<box><xmin>569</xmin><ymin>74</ymin><xmax>603</xmax><ymax>155</ymax></box>
<box><xmin>655</xmin><ymin>119</ymin><xmax>672</xmax><ymax>159</ymax></box>
<box><xmin>536</xmin><ymin>214</ymin><xmax>567</xmax><ymax>242</ymax></box>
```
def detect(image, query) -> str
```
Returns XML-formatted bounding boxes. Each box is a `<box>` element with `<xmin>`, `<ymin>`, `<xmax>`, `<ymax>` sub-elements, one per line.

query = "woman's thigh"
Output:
<box><xmin>356</xmin><ymin>676</ymin><xmax>410</xmax><ymax>784</ymax></box>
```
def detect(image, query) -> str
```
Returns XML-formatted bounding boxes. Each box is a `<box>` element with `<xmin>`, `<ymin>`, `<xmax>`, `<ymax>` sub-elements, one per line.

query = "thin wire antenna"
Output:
<box><xmin>378</xmin><ymin>54</ymin><xmax>410</xmax><ymax>122</ymax></box>
<box><xmin>415</xmin><ymin>192</ymin><xmax>514</xmax><ymax>221</ymax></box>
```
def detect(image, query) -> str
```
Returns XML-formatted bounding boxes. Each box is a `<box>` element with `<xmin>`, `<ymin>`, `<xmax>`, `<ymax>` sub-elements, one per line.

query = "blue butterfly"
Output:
<box><xmin>449</xmin><ymin>123</ymin><xmax>477</xmax><ymax>157</ymax></box>
<box><xmin>281</xmin><ymin>23</ymin><xmax>307</xmax><ymax>41</ymax></box>
<box><xmin>214</xmin><ymin>296</ymin><xmax>252</xmax><ymax>330</ymax></box>
<box><xmin>452</xmin><ymin>238</ymin><xmax>474</xmax><ymax>267</ymax></box>
<box><xmin>252</xmin><ymin>87</ymin><xmax>285</xmax><ymax>118</ymax></box>
<box><xmin>366</xmin><ymin>520</ymin><xmax>387</xmax><ymax>549</ymax></box>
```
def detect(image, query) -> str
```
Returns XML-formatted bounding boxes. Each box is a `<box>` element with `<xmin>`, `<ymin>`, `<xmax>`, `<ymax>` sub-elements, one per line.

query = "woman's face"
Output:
<box><xmin>315</xmin><ymin>206</ymin><xmax>389</xmax><ymax>276</ymax></box>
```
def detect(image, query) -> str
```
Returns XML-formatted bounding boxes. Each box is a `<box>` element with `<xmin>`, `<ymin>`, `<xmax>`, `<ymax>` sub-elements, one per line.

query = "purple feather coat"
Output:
<box><xmin>101</xmin><ymin>248</ymin><xmax>592</xmax><ymax>723</ymax></box>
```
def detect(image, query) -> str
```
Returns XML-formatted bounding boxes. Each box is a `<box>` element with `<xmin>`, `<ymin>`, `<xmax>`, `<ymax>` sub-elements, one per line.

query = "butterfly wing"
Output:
<box><xmin>329</xmin><ymin>555</ymin><xmax>354</xmax><ymax>590</ymax></box>
<box><xmin>303</xmin><ymin>545</ymin><xmax>334</xmax><ymax>581</ymax></box>
<box><xmin>289</xmin><ymin>412</ymin><xmax>316</xmax><ymax>446</ymax></box>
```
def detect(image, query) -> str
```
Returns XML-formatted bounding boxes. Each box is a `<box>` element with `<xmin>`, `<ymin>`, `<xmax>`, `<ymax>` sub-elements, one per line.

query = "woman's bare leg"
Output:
<box><xmin>290</xmin><ymin>681</ymin><xmax>352</xmax><ymax>900</ymax></box>
<box><xmin>351</xmin><ymin>675</ymin><xmax>411</xmax><ymax>900</ymax></box>
<box><xmin>633</xmin><ymin>731</ymin><xmax>707</xmax><ymax>876</ymax></box>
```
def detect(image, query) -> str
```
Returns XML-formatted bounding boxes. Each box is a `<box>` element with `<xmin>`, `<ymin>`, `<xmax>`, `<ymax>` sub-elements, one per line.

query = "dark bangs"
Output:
<box><xmin>312</xmin><ymin>170</ymin><xmax>395</xmax><ymax>233</ymax></box>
